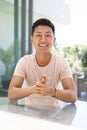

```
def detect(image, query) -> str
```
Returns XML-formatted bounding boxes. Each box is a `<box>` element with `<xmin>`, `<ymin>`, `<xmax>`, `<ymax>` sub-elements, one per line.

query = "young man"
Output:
<box><xmin>8</xmin><ymin>18</ymin><xmax>77</xmax><ymax>103</ymax></box>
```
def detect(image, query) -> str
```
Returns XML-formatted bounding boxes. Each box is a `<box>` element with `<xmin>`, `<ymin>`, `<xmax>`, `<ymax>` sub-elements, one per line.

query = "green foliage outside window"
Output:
<box><xmin>0</xmin><ymin>44</ymin><xmax>14</xmax><ymax>73</ymax></box>
<box><xmin>53</xmin><ymin>43</ymin><xmax>87</xmax><ymax>71</ymax></box>
<box><xmin>82</xmin><ymin>50</ymin><xmax>87</xmax><ymax>68</ymax></box>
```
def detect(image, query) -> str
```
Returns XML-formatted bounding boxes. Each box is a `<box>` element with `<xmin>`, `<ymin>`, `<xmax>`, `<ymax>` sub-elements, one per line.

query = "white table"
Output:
<box><xmin>0</xmin><ymin>96</ymin><xmax>87</xmax><ymax>130</ymax></box>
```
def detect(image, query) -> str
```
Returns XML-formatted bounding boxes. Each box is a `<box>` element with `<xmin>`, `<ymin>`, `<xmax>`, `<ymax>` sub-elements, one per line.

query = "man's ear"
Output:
<box><xmin>53</xmin><ymin>37</ymin><xmax>56</xmax><ymax>45</ymax></box>
<box><xmin>30</xmin><ymin>36</ymin><xmax>33</xmax><ymax>43</ymax></box>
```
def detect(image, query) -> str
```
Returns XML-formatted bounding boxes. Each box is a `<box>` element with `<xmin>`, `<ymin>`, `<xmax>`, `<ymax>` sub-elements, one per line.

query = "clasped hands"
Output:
<box><xmin>33</xmin><ymin>75</ymin><xmax>55</xmax><ymax>97</ymax></box>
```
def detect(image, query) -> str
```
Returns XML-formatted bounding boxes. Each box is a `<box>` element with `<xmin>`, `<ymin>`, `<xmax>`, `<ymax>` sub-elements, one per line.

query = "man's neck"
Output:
<box><xmin>35</xmin><ymin>53</ymin><xmax>52</xmax><ymax>67</ymax></box>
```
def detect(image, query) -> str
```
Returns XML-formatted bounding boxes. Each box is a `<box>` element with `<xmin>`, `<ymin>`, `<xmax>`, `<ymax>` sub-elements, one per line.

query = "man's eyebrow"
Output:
<box><xmin>34</xmin><ymin>31</ymin><xmax>41</xmax><ymax>34</ymax></box>
<box><xmin>46</xmin><ymin>31</ymin><xmax>52</xmax><ymax>34</ymax></box>
<box><xmin>35</xmin><ymin>31</ymin><xmax>52</xmax><ymax>34</ymax></box>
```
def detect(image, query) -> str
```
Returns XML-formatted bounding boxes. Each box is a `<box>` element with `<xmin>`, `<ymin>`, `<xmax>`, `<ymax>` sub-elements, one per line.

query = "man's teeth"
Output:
<box><xmin>39</xmin><ymin>44</ymin><xmax>47</xmax><ymax>47</ymax></box>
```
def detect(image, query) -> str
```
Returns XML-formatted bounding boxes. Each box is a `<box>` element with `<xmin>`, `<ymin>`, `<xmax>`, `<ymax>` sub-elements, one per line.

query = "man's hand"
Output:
<box><xmin>40</xmin><ymin>75</ymin><xmax>50</xmax><ymax>83</ymax></box>
<box><xmin>34</xmin><ymin>75</ymin><xmax>55</xmax><ymax>96</ymax></box>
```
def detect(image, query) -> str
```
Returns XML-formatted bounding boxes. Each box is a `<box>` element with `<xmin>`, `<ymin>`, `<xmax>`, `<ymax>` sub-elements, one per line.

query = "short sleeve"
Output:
<box><xmin>13</xmin><ymin>57</ymin><xmax>26</xmax><ymax>78</ymax></box>
<box><xmin>58</xmin><ymin>58</ymin><xmax>73</xmax><ymax>80</ymax></box>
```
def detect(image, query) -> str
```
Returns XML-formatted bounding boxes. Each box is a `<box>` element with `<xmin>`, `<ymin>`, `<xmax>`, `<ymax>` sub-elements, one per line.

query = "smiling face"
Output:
<box><xmin>30</xmin><ymin>25</ymin><xmax>56</xmax><ymax>54</ymax></box>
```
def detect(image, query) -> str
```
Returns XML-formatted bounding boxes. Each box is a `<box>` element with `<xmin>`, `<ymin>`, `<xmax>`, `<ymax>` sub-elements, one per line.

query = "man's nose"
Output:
<box><xmin>40</xmin><ymin>35</ymin><xmax>46</xmax><ymax>41</ymax></box>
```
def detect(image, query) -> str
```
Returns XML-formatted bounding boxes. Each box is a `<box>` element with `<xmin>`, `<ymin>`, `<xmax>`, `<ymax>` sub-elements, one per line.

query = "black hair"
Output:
<box><xmin>32</xmin><ymin>18</ymin><xmax>55</xmax><ymax>35</ymax></box>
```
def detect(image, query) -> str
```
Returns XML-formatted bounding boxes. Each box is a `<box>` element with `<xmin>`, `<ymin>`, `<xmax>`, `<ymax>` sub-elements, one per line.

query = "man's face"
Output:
<box><xmin>30</xmin><ymin>25</ymin><xmax>56</xmax><ymax>53</ymax></box>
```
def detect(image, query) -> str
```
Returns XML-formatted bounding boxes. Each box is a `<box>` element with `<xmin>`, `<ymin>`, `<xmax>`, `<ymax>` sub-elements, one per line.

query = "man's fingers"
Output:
<box><xmin>40</xmin><ymin>75</ymin><xmax>50</xmax><ymax>83</ymax></box>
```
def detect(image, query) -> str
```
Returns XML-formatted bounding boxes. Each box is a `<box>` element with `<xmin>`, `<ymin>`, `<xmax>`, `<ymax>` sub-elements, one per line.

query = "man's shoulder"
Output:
<box><xmin>52</xmin><ymin>54</ymin><xmax>69</xmax><ymax>67</ymax></box>
<box><xmin>21</xmin><ymin>53</ymin><xmax>34</xmax><ymax>59</ymax></box>
<box><xmin>53</xmin><ymin>54</ymin><xmax>66</xmax><ymax>61</ymax></box>
<box><xmin>18</xmin><ymin>53</ymin><xmax>34</xmax><ymax>64</ymax></box>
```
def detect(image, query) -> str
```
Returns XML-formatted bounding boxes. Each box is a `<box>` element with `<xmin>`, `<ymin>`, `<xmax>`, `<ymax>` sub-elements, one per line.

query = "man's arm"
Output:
<box><xmin>55</xmin><ymin>78</ymin><xmax>77</xmax><ymax>103</ymax></box>
<box><xmin>8</xmin><ymin>76</ymin><xmax>36</xmax><ymax>100</ymax></box>
<box><xmin>8</xmin><ymin>75</ymin><xmax>53</xmax><ymax>101</ymax></box>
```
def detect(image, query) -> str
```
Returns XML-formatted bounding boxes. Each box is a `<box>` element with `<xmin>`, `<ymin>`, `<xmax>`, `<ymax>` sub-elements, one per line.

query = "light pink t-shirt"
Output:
<box><xmin>14</xmin><ymin>53</ymin><xmax>73</xmax><ymax>88</ymax></box>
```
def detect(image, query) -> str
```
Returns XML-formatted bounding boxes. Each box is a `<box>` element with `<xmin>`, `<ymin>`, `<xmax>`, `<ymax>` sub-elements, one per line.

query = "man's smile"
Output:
<box><xmin>39</xmin><ymin>43</ymin><xmax>48</xmax><ymax>47</ymax></box>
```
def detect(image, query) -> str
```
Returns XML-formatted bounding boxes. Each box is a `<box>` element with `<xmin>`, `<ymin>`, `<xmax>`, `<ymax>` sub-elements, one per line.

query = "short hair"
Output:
<box><xmin>32</xmin><ymin>18</ymin><xmax>55</xmax><ymax>35</ymax></box>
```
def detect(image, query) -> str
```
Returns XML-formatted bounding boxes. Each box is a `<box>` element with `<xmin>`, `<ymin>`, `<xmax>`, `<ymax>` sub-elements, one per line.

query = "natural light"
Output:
<box><xmin>56</xmin><ymin>0</ymin><xmax>87</xmax><ymax>47</ymax></box>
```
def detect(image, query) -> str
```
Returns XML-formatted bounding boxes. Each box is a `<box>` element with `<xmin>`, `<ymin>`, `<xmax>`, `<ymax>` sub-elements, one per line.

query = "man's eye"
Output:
<box><xmin>46</xmin><ymin>34</ymin><xmax>52</xmax><ymax>37</ymax></box>
<box><xmin>36</xmin><ymin>35</ymin><xmax>41</xmax><ymax>37</ymax></box>
<box><xmin>46</xmin><ymin>35</ymin><xmax>50</xmax><ymax>37</ymax></box>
